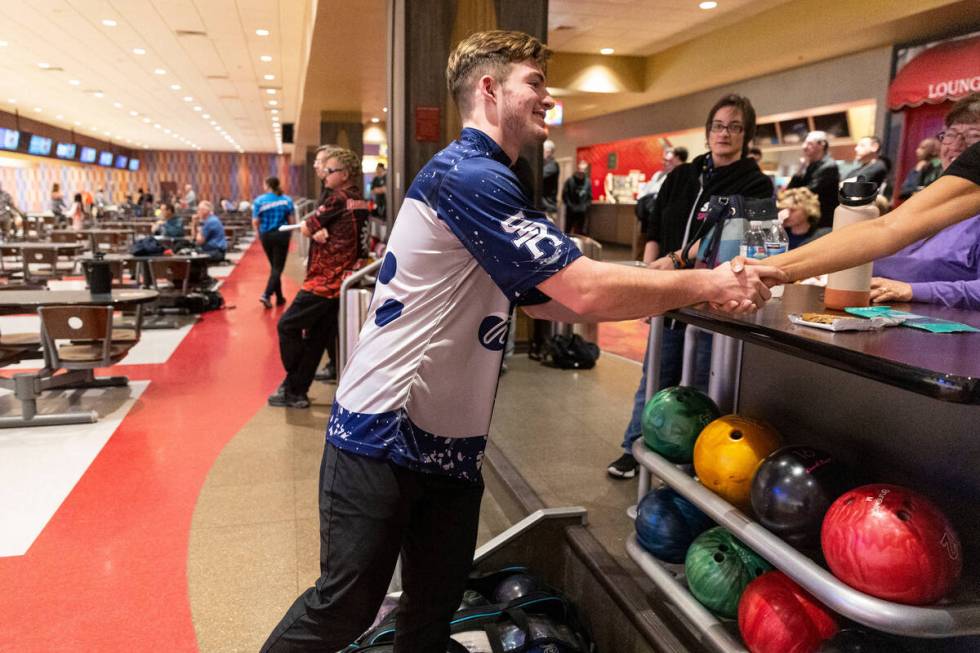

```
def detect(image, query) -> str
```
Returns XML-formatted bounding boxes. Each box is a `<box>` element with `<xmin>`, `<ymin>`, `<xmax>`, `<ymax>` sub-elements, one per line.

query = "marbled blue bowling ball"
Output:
<box><xmin>636</xmin><ymin>486</ymin><xmax>713</xmax><ymax>563</ymax></box>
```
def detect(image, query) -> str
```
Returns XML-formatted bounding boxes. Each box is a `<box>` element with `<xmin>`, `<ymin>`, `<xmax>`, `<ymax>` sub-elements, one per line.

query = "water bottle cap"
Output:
<box><xmin>839</xmin><ymin>177</ymin><xmax>879</xmax><ymax>206</ymax></box>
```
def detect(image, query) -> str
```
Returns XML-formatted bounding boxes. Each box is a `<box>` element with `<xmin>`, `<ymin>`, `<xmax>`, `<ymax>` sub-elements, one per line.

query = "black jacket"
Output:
<box><xmin>562</xmin><ymin>175</ymin><xmax>591</xmax><ymax>215</ymax></box>
<box><xmin>788</xmin><ymin>155</ymin><xmax>839</xmax><ymax>228</ymax></box>
<box><xmin>645</xmin><ymin>154</ymin><xmax>772</xmax><ymax>253</ymax></box>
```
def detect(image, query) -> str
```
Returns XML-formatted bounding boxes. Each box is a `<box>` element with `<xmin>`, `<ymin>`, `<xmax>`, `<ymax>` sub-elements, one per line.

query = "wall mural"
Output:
<box><xmin>0</xmin><ymin>150</ymin><xmax>306</xmax><ymax>212</ymax></box>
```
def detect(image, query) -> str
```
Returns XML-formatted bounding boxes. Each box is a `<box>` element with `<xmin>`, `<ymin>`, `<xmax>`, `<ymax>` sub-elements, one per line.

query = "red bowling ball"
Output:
<box><xmin>738</xmin><ymin>571</ymin><xmax>838</xmax><ymax>653</ymax></box>
<box><xmin>821</xmin><ymin>484</ymin><xmax>962</xmax><ymax>604</ymax></box>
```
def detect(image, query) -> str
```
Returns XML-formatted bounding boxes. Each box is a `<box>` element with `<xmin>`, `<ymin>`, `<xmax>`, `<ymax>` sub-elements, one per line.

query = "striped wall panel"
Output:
<box><xmin>0</xmin><ymin>151</ymin><xmax>306</xmax><ymax>212</ymax></box>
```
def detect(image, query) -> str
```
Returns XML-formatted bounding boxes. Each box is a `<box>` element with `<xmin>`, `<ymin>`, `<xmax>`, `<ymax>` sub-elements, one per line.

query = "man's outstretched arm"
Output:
<box><xmin>527</xmin><ymin>256</ymin><xmax>785</xmax><ymax>322</ymax></box>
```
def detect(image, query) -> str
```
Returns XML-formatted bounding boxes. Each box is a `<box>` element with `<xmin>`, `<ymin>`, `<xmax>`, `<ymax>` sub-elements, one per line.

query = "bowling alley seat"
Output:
<box><xmin>20</xmin><ymin>247</ymin><xmax>68</xmax><ymax>285</ymax></box>
<box><xmin>37</xmin><ymin>305</ymin><xmax>136</xmax><ymax>370</ymax></box>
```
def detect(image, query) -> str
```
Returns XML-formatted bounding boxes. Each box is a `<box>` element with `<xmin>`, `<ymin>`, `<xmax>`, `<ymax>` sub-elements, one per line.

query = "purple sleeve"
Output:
<box><xmin>910</xmin><ymin>279</ymin><xmax>980</xmax><ymax>311</ymax></box>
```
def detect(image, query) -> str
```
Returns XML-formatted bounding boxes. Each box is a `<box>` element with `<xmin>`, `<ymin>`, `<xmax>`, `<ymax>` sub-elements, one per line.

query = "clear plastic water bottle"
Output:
<box><xmin>763</xmin><ymin>219</ymin><xmax>789</xmax><ymax>298</ymax></box>
<box><xmin>739</xmin><ymin>221</ymin><xmax>766</xmax><ymax>260</ymax></box>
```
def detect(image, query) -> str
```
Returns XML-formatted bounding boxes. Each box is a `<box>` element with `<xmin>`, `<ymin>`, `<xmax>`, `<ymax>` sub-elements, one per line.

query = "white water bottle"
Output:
<box><xmin>825</xmin><ymin>180</ymin><xmax>879</xmax><ymax>310</ymax></box>
<box><xmin>763</xmin><ymin>219</ymin><xmax>789</xmax><ymax>298</ymax></box>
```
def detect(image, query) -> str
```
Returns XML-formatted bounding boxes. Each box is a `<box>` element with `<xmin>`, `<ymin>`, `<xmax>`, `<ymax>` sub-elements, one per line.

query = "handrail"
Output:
<box><xmin>632</xmin><ymin>440</ymin><xmax>980</xmax><ymax>638</ymax></box>
<box><xmin>626</xmin><ymin>535</ymin><xmax>748</xmax><ymax>653</ymax></box>
<box><xmin>337</xmin><ymin>258</ymin><xmax>382</xmax><ymax>378</ymax></box>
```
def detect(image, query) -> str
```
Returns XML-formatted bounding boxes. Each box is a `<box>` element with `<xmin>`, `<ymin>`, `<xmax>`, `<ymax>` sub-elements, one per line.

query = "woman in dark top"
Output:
<box><xmin>608</xmin><ymin>94</ymin><xmax>774</xmax><ymax>480</ymax></box>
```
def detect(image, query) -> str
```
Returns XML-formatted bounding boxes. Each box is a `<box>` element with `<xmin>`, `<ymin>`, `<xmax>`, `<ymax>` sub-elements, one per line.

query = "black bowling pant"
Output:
<box><xmin>260</xmin><ymin>230</ymin><xmax>291</xmax><ymax>299</ymax></box>
<box><xmin>277</xmin><ymin>290</ymin><xmax>339</xmax><ymax>396</ymax></box>
<box><xmin>261</xmin><ymin>443</ymin><xmax>484</xmax><ymax>653</ymax></box>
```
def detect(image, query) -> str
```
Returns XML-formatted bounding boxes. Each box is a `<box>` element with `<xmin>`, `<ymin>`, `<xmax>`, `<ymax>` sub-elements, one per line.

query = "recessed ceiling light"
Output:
<box><xmin>265</xmin><ymin>88</ymin><xmax>276</xmax><ymax>95</ymax></box>
<box><xmin>113</xmin><ymin>101</ymin><xmax>123</xmax><ymax>108</ymax></box>
<box><xmin>383</xmin><ymin>106</ymin><xmax>388</xmax><ymax>113</ymax></box>
<box><xmin>164</xmin><ymin>128</ymin><xmax>171</xmax><ymax>134</ymax></box>
<box><xmin>193</xmin><ymin>106</ymin><xmax>202</xmax><ymax>112</ymax></box>
<box><xmin>103</xmin><ymin>130</ymin><xmax>111</xmax><ymax>136</ymax></box>
<box><xmin>101</xmin><ymin>19</ymin><xmax>117</xmax><ymax>27</ymax></box>
<box><xmin>142</xmin><ymin>117</ymin><xmax>151</xmax><ymax>123</ymax></box>
<box><xmin>74</xmin><ymin>120</ymin><xmax>81</xmax><ymax>126</ymax></box>
<box><xmin>56</xmin><ymin>114</ymin><xmax>64</xmax><ymax>119</ymax></box>
<box><xmin>260</xmin><ymin>55</ymin><xmax>272</xmax><ymax>62</ymax></box>
<box><xmin>153</xmin><ymin>123</ymin><xmax>161</xmax><ymax>129</ymax></box>
<box><xmin>210</xmin><ymin>120</ymin><xmax>217</xmax><ymax>125</ymax></box>
<box><xmin>129</xmin><ymin>110</ymin><xmax>138</xmax><ymax>116</ymax></box>
<box><xmin>38</xmin><ymin>62</ymin><xmax>51</xmax><ymax>69</ymax></box>
<box><xmin>271</xmin><ymin>108</ymin><xmax>279</xmax><ymax>114</ymax></box>
<box><xmin>268</xmin><ymin>100</ymin><xmax>278</xmax><ymax>106</ymax></box>
<box><xmin>699</xmin><ymin>1</ymin><xmax>718</xmax><ymax>8</ymax></box>
<box><xmin>94</xmin><ymin>91</ymin><xmax>104</xmax><ymax>98</ymax></box>
<box><xmin>256</xmin><ymin>29</ymin><xmax>270</xmax><ymax>36</ymax></box>
<box><xmin>202</xmin><ymin>113</ymin><xmax>210</xmax><ymax>119</ymax></box>
<box><xmin>154</xmin><ymin>68</ymin><xmax>166</xmax><ymax>75</ymax></box>
<box><xmin>170</xmin><ymin>84</ymin><xmax>181</xmax><ymax>91</ymax></box>
<box><xmin>6</xmin><ymin>98</ymin><xmax>15</xmax><ymax>104</ymax></box>
<box><xmin>599</xmin><ymin>48</ymin><xmax>614</xmax><ymax>55</ymax></box>
<box><xmin>182</xmin><ymin>96</ymin><xmax>193</xmax><ymax>102</ymax></box>
<box><xmin>34</xmin><ymin>107</ymin><xmax>43</xmax><ymax>112</ymax></box>
<box><xmin>263</xmin><ymin>74</ymin><xmax>275</xmax><ymax>81</ymax></box>
<box><xmin>0</xmin><ymin>41</ymin><xmax>7</xmax><ymax>47</ymax></box>
<box><xmin>371</xmin><ymin>117</ymin><xmax>380</xmax><ymax>123</ymax></box>
<box><xmin>132</xmin><ymin>47</ymin><xmax>146</xmax><ymax>55</ymax></box>
<box><xmin>68</xmin><ymin>79</ymin><xmax>80</xmax><ymax>86</ymax></box>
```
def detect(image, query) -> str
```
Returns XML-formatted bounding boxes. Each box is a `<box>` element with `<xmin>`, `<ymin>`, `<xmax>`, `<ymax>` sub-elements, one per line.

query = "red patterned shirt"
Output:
<box><xmin>302</xmin><ymin>181</ymin><xmax>370</xmax><ymax>298</ymax></box>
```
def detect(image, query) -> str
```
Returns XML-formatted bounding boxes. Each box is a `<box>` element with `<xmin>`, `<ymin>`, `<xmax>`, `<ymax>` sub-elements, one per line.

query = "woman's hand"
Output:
<box><xmin>870</xmin><ymin>277</ymin><xmax>912</xmax><ymax>303</ymax></box>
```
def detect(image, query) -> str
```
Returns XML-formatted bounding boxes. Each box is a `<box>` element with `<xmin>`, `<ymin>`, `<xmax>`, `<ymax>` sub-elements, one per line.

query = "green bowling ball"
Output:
<box><xmin>685</xmin><ymin>527</ymin><xmax>772</xmax><ymax>619</ymax></box>
<box><xmin>641</xmin><ymin>386</ymin><xmax>721</xmax><ymax>463</ymax></box>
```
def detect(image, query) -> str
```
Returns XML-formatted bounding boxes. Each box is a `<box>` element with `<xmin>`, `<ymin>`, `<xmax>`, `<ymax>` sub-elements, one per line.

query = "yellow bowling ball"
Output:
<box><xmin>693</xmin><ymin>415</ymin><xmax>782</xmax><ymax>511</ymax></box>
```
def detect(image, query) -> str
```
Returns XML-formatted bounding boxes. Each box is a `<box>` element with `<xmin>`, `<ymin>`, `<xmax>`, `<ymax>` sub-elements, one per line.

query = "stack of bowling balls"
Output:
<box><xmin>635</xmin><ymin>386</ymin><xmax>967</xmax><ymax>653</ymax></box>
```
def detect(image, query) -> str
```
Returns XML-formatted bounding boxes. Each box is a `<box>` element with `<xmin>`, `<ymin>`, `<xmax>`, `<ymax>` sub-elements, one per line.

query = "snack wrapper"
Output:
<box><xmin>788</xmin><ymin>312</ymin><xmax>904</xmax><ymax>332</ymax></box>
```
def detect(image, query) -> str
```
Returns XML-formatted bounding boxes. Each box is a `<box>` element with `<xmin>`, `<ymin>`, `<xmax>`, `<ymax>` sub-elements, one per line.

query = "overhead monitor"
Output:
<box><xmin>80</xmin><ymin>146</ymin><xmax>97</xmax><ymax>163</ymax></box>
<box><xmin>0</xmin><ymin>128</ymin><xmax>19</xmax><ymax>150</ymax></box>
<box><xmin>28</xmin><ymin>135</ymin><xmax>52</xmax><ymax>156</ymax></box>
<box><xmin>56</xmin><ymin>143</ymin><xmax>77</xmax><ymax>159</ymax></box>
<box><xmin>128</xmin><ymin>158</ymin><xmax>140</xmax><ymax>171</ymax></box>
<box><xmin>114</xmin><ymin>154</ymin><xmax>128</xmax><ymax>169</ymax></box>
<box><xmin>98</xmin><ymin>151</ymin><xmax>114</xmax><ymax>166</ymax></box>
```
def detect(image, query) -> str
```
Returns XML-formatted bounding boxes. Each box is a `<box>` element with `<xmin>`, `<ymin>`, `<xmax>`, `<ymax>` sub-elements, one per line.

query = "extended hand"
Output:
<box><xmin>312</xmin><ymin>228</ymin><xmax>328</xmax><ymax>243</ymax></box>
<box><xmin>709</xmin><ymin>256</ymin><xmax>786</xmax><ymax>313</ymax></box>
<box><xmin>647</xmin><ymin>256</ymin><xmax>675</xmax><ymax>271</ymax></box>
<box><xmin>870</xmin><ymin>277</ymin><xmax>912</xmax><ymax>303</ymax></box>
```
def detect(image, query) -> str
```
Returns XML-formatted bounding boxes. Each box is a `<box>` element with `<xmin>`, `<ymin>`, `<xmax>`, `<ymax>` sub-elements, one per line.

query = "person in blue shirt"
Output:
<box><xmin>192</xmin><ymin>200</ymin><xmax>227</xmax><ymax>262</ymax></box>
<box><xmin>252</xmin><ymin>177</ymin><xmax>295</xmax><ymax>308</ymax></box>
<box><xmin>262</xmin><ymin>30</ymin><xmax>781</xmax><ymax>653</ymax></box>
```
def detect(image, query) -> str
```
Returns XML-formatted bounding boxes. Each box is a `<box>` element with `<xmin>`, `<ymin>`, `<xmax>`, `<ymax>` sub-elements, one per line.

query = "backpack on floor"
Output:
<box><xmin>349</xmin><ymin>567</ymin><xmax>594</xmax><ymax>653</ymax></box>
<box><xmin>541</xmin><ymin>334</ymin><xmax>600</xmax><ymax>370</ymax></box>
<box><xmin>175</xmin><ymin>289</ymin><xmax>225</xmax><ymax>313</ymax></box>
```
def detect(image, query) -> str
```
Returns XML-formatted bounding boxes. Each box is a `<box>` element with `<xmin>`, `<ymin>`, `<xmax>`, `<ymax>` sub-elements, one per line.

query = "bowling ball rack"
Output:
<box><xmin>630</xmin><ymin>441</ymin><xmax>980</xmax><ymax>648</ymax></box>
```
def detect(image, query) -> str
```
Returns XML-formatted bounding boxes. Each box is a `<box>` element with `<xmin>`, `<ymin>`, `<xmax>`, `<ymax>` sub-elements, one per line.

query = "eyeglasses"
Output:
<box><xmin>324</xmin><ymin>167</ymin><xmax>345</xmax><ymax>175</ymax></box>
<box><xmin>710</xmin><ymin>122</ymin><xmax>744</xmax><ymax>135</ymax></box>
<box><xmin>937</xmin><ymin>129</ymin><xmax>980</xmax><ymax>145</ymax></box>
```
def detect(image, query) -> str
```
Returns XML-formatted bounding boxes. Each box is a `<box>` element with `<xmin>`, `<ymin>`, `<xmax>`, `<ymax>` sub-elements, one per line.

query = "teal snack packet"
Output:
<box><xmin>845</xmin><ymin>307</ymin><xmax>980</xmax><ymax>333</ymax></box>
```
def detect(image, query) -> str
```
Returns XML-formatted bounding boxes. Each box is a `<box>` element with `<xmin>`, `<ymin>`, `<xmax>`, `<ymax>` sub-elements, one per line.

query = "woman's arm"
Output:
<box><xmin>767</xmin><ymin>176</ymin><xmax>980</xmax><ymax>281</ymax></box>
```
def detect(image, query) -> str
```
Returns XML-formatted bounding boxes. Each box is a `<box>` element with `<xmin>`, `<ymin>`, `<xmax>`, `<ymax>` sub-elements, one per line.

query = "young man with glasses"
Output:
<box><xmin>608</xmin><ymin>94</ymin><xmax>774</xmax><ymax>479</ymax></box>
<box><xmin>268</xmin><ymin>146</ymin><xmax>369</xmax><ymax>409</ymax></box>
<box><xmin>263</xmin><ymin>35</ymin><xmax>782</xmax><ymax>652</ymax></box>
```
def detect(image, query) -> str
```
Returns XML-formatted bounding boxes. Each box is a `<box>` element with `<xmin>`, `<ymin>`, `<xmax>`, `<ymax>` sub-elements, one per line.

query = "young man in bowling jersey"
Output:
<box><xmin>262</xmin><ymin>30</ymin><xmax>783</xmax><ymax>653</ymax></box>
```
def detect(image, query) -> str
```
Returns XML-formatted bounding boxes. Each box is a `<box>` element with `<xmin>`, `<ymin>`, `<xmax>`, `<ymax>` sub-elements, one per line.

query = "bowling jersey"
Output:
<box><xmin>327</xmin><ymin>127</ymin><xmax>581</xmax><ymax>481</ymax></box>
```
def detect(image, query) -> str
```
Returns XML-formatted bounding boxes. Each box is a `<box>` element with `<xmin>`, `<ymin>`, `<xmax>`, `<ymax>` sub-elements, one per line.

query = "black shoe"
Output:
<box><xmin>275</xmin><ymin>294</ymin><xmax>287</xmax><ymax>306</ymax></box>
<box><xmin>314</xmin><ymin>363</ymin><xmax>337</xmax><ymax>383</ymax></box>
<box><xmin>607</xmin><ymin>453</ymin><xmax>638</xmax><ymax>479</ymax></box>
<box><xmin>259</xmin><ymin>296</ymin><xmax>272</xmax><ymax>309</ymax></box>
<box><xmin>268</xmin><ymin>387</ymin><xmax>310</xmax><ymax>408</ymax></box>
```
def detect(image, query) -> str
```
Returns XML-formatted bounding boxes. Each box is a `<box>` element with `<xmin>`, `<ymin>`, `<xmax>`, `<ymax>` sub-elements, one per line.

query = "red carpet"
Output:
<box><xmin>0</xmin><ymin>241</ymin><xmax>298</xmax><ymax>651</ymax></box>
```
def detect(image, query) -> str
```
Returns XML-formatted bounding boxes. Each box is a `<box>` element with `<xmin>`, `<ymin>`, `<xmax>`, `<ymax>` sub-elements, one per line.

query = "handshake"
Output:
<box><xmin>705</xmin><ymin>256</ymin><xmax>787</xmax><ymax>313</ymax></box>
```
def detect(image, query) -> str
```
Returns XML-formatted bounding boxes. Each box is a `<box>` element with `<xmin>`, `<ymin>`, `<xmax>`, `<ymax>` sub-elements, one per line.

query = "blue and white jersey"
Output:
<box><xmin>327</xmin><ymin>128</ymin><xmax>582</xmax><ymax>481</ymax></box>
<box><xmin>252</xmin><ymin>192</ymin><xmax>295</xmax><ymax>234</ymax></box>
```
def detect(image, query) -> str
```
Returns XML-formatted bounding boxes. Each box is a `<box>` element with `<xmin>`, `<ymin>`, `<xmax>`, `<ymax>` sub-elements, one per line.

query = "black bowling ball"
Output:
<box><xmin>750</xmin><ymin>445</ymin><xmax>856</xmax><ymax>548</ymax></box>
<box><xmin>817</xmin><ymin>628</ymin><xmax>901</xmax><ymax>653</ymax></box>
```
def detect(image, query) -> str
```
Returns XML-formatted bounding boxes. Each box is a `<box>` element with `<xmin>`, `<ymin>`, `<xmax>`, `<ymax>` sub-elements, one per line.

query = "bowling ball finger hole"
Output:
<box><xmin>718</xmin><ymin>544</ymin><xmax>730</xmax><ymax>552</ymax></box>
<box><xmin>897</xmin><ymin>510</ymin><xmax>911</xmax><ymax>522</ymax></box>
<box><xmin>713</xmin><ymin>553</ymin><xmax>726</xmax><ymax>563</ymax></box>
<box><xmin>729</xmin><ymin>430</ymin><xmax>743</xmax><ymax>441</ymax></box>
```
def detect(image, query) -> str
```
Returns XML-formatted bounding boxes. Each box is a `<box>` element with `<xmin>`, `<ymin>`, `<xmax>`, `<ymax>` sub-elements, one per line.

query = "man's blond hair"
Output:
<box><xmin>446</xmin><ymin>30</ymin><xmax>551</xmax><ymax>116</ymax></box>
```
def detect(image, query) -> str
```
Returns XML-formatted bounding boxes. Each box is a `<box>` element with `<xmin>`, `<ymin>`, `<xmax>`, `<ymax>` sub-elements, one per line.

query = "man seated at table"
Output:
<box><xmin>153</xmin><ymin>202</ymin><xmax>184</xmax><ymax>239</ymax></box>
<box><xmin>192</xmin><ymin>201</ymin><xmax>227</xmax><ymax>262</ymax></box>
